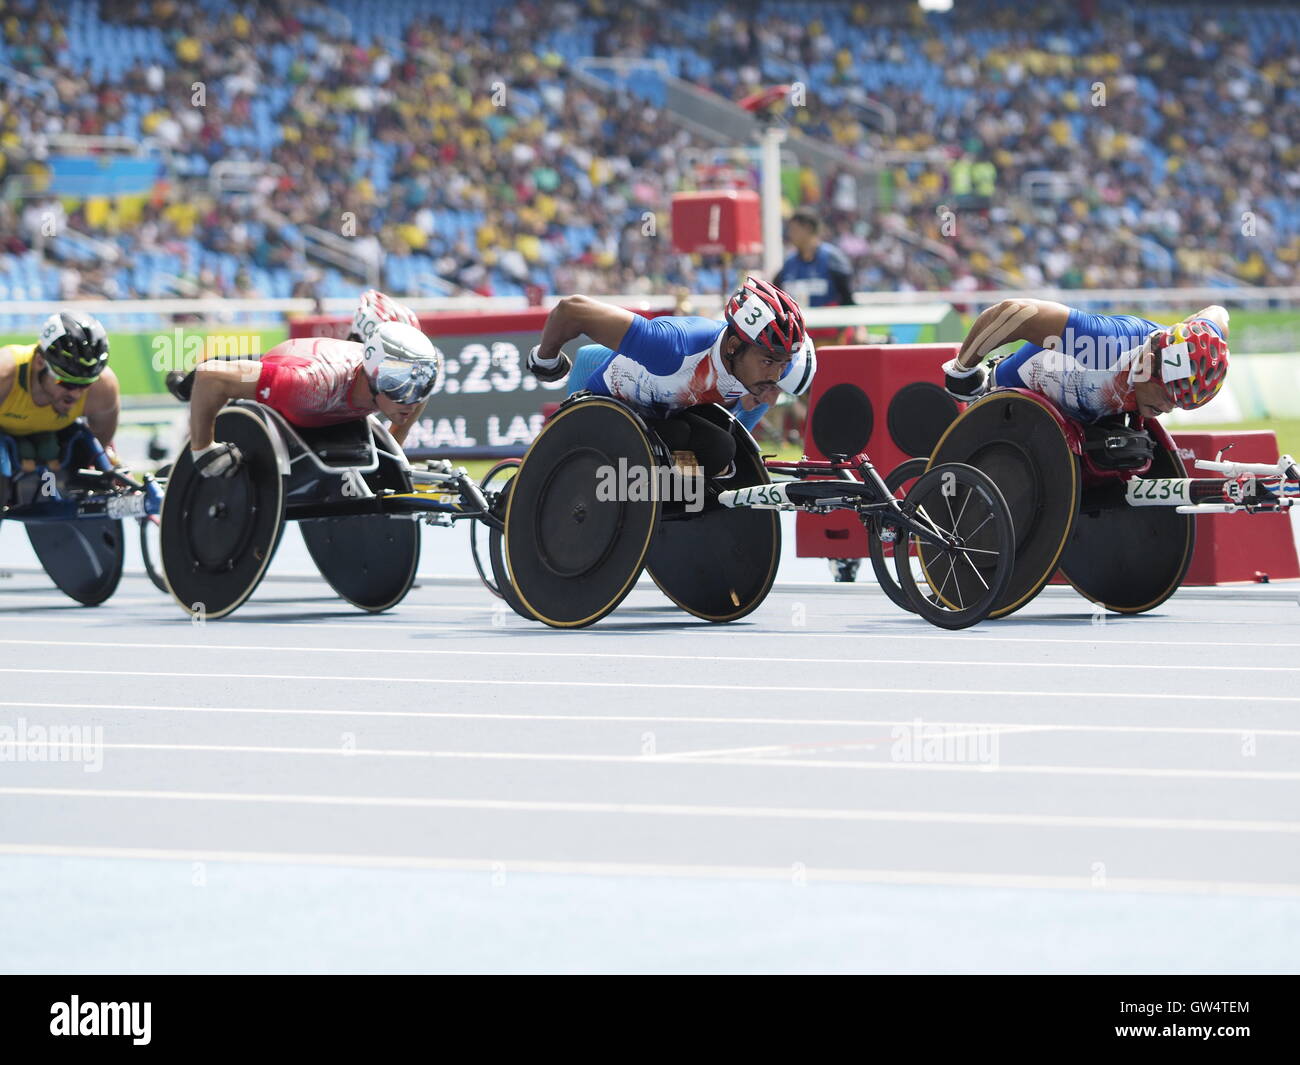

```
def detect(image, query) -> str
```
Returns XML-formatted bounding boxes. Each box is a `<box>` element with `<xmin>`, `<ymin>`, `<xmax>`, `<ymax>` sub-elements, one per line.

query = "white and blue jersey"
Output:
<box><xmin>991</xmin><ymin>309</ymin><xmax>1225</xmax><ymax>423</ymax></box>
<box><xmin>571</xmin><ymin>314</ymin><xmax>771</xmax><ymax>431</ymax></box>
<box><xmin>774</xmin><ymin>243</ymin><xmax>854</xmax><ymax>307</ymax></box>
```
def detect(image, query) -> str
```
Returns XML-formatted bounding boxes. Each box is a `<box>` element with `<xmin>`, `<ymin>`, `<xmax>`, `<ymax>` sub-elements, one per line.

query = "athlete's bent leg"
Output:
<box><xmin>655</xmin><ymin>411</ymin><xmax>737</xmax><ymax>478</ymax></box>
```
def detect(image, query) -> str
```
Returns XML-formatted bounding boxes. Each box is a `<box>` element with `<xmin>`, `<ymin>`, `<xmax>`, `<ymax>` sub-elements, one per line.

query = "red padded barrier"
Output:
<box><xmin>796</xmin><ymin>344</ymin><xmax>962</xmax><ymax>560</ymax></box>
<box><xmin>1172</xmin><ymin>430</ymin><xmax>1299</xmax><ymax>584</ymax></box>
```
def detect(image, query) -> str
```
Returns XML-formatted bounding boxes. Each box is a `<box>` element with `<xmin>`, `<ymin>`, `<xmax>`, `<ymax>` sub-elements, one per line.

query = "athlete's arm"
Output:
<box><xmin>0</xmin><ymin>348</ymin><xmax>16</xmax><ymax>407</ymax></box>
<box><xmin>82</xmin><ymin>367</ymin><xmax>121</xmax><ymax>455</ymax></box>
<box><xmin>188</xmin><ymin>359</ymin><xmax>262</xmax><ymax>450</ymax></box>
<box><xmin>1185</xmin><ymin>305</ymin><xmax>1229</xmax><ymax>339</ymax></box>
<box><xmin>955</xmin><ymin>298</ymin><xmax>1071</xmax><ymax>368</ymax></box>
<box><xmin>534</xmin><ymin>295</ymin><xmax>636</xmax><ymax>362</ymax></box>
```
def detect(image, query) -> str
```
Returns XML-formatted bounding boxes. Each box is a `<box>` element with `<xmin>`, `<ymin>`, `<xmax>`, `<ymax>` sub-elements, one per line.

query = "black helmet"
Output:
<box><xmin>38</xmin><ymin>311</ymin><xmax>109</xmax><ymax>384</ymax></box>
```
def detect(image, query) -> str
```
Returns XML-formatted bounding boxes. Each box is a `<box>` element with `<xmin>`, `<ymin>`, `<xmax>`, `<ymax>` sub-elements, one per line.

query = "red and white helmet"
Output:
<box><xmin>1156</xmin><ymin>320</ymin><xmax>1229</xmax><ymax>411</ymax></box>
<box><xmin>349</xmin><ymin>289</ymin><xmax>420</xmax><ymax>344</ymax></box>
<box><xmin>779</xmin><ymin>335</ymin><xmax>817</xmax><ymax>397</ymax></box>
<box><xmin>725</xmin><ymin>276</ymin><xmax>806</xmax><ymax>356</ymax></box>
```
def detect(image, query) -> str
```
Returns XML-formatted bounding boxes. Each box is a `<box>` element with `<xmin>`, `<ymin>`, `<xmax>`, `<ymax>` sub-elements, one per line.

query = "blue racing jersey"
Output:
<box><xmin>572</xmin><ymin>314</ymin><xmax>773</xmax><ymax>431</ymax></box>
<box><xmin>991</xmin><ymin>309</ymin><xmax>1224</xmax><ymax>423</ymax></box>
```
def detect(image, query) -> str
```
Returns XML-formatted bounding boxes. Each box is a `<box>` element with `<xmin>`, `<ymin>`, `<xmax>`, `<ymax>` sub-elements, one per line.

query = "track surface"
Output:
<box><xmin>2</xmin><ymin>519</ymin><xmax>1299</xmax><ymax>973</ymax></box>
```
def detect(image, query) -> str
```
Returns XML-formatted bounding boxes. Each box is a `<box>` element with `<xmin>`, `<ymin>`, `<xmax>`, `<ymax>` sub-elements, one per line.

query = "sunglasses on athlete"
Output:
<box><xmin>46</xmin><ymin>370</ymin><xmax>93</xmax><ymax>391</ymax></box>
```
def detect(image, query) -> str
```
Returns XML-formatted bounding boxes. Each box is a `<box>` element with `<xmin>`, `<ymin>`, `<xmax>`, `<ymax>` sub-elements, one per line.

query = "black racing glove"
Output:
<box><xmin>527</xmin><ymin>345</ymin><xmax>572</xmax><ymax>384</ymax></box>
<box><xmin>192</xmin><ymin>442</ymin><xmax>243</xmax><ymax>479</ymax></box>
<box><xmin>941</xmin><ymin>358</ymin><xmax>986</xmax><ymax>402</ymax></box>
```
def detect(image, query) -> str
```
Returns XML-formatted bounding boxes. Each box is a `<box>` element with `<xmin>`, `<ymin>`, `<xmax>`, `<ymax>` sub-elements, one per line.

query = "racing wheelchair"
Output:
<box><xmin>0</xmin><ymin>422</ymin><xmax>164</xmax><ymax>605</ymax></box>
<box><xmin>485</xmin><ymin>392</ymin><xmax>1018</xmax><ymax>630</ymax></box>
<box><xmin>157</xmin><ymin>400</ymin><xmax>495</xmax><ymax>619</ymax></box>
<box><xmin>923</xmin><ymin>386</ymin><xmax>1300</xmax><ymax>617</ymax></box>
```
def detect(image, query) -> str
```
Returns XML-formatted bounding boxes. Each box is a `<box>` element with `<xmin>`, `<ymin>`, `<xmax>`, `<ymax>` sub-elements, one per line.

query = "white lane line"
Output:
<box><xmin>3</xmin><ymin>612</ymin><xmax>1299</xmax><ymax>646</ymax></box>
<box><xmin>5</xmin><ymin>666</ymin><xmax>1300</xmax><ymax>703</ymax></box>
<box><xmin>5</xmin><ymin>842</ymin><xmax>1294</xmax><ymax>899</ymax></box>
<box><xmin>666</xmin><ymin>725</ymin><xmax>1043</xmax><ymax>759</ymax></box>
<box><xmin>5</xmin><ymin>701</ymin><xmax>1300</xmax><ymax>737</ymax></box>
<box><xmin>1</xmin><ymin>637</ymin><xmax>1297</xmax><ymax>674</ymax></box>
<box><xmin>0</xmin><ymin>592</ymin><xmax>480</xmax><ymax>612</ymax></box>
<box><xmin>3</xmin><ymin>786</ymin><xmax>1297</xmax><ymax>833</ymax></box>
<box><xmin>2</xmin><ymin>842</ymin><xmax>1296</xmax><ymax>898</ymax></box>
<box><xmin>8</xmin><ymin>740</ymin><xmax>1298</xmax><ymax>781</ymax></box>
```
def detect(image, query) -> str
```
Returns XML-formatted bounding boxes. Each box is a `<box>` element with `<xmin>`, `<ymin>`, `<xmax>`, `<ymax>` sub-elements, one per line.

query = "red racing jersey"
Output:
<box><xmin>254</xmin><ymin>336</ymin><xmax>376</xmax><ymax>427</ymax></box>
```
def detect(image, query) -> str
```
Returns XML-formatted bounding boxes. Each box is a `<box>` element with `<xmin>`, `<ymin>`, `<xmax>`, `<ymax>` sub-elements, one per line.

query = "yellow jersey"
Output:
<box><xmin>0</xmin><ymin>344</ymin><xmax>88</xmax><ymax>435</ymax></box>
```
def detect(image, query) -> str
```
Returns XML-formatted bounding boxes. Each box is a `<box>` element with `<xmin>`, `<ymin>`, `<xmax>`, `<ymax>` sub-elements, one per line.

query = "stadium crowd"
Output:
<box><xmin>1</xmin><ymin>0</ymin><xmax>1297</xmax><ymax>303</ymax></box>
<box><xmin>669</xmin><ymin>0</ymin><xmax>1300</xmax><ymax>292</ymax></box>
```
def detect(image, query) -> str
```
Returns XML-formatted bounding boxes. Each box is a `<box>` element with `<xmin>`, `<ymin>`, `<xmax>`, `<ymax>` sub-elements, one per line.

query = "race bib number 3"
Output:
<box><xmin>1160</xmin><ymin>341</ymin><xmax>1193</xmax><ymax>384</ymax></box>
<box><xmin>731</xmin><ymin>291</ymin><xmax>776</xmax><ymax>342</ymax></box>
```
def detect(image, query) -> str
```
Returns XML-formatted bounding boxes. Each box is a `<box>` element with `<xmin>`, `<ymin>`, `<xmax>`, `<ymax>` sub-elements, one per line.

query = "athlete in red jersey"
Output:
<box><xmin>187</xmin><ymin>322</ymin><xmax>442</xmax><ymax>477</ymax></box>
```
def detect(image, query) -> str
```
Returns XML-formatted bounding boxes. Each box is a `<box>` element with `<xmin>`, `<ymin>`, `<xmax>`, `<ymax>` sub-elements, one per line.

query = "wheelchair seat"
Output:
<box><xmin>293</xmin><ymin>419</ymin><xmax>374</xmax><ymax>467</ymax></box>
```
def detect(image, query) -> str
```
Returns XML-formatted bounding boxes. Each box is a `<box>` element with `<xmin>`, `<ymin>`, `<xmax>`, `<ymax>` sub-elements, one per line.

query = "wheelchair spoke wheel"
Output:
<box><xmin>894</xmin><ymin>463</ymin><xmax>1014</xmax><ymax>629</ymax></box>
<box><xmin>139</xmin><ymin>514</ymin><xmax>167</xmax><ymax>594</ymax></box>
<box><xmin>867</xmin><ymin>457</ymin><xmax>928</xmax><ymax>614</ymax></box>
<box><xmin>471</xmin><ymin>458</ymin><xmax>521</xmax><ymax>600</ymax></box>
<box><xmin>139</xmin><ymin>463</ymin><xmax>171</xmax><ymax>594</ymax></box>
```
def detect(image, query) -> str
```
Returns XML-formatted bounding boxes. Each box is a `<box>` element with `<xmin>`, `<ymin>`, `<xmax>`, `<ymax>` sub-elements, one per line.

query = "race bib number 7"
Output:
<box><xmin>1160</xmin><ymin>341</ymin><xmax>1193</xmax><ymax>384</ymax></box>
<box><xmin>731</xmin><ymin>290</ymin><xmax>776</xmax><ymax>342</ymax></box>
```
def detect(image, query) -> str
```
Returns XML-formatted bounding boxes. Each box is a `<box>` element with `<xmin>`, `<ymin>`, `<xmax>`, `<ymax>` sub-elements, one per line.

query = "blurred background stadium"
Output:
<box><xmin>2</xmin><ymin>0</ymin><xmax>1298</xmax><ymax>453</ymax></box>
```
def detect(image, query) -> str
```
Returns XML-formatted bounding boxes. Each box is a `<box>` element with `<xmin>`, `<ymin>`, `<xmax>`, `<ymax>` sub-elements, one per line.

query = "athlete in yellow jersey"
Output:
<box><xmin>0</xmin><ymin>312</ymin><xmax>121</xmax><ymax>487</ymax></box>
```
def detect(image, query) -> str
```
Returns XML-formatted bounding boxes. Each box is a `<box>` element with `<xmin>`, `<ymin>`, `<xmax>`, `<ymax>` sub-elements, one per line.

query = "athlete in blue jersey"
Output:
<box><xmin>941</xmin><ymin>298</ymin><xmax>1231</xmax><ymax>421</ymax></box>
<box><xmin>774</xmin><ymin>208</ymin><xmax>855</xmax><ymax>308</ymax></box>
<box><xmin>526</xmin><ymin>277</ymin><xmax>815</xmax><ymax>476</ymax></box>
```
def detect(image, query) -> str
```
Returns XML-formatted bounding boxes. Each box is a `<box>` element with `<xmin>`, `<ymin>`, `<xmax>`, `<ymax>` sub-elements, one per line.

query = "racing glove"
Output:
<box><xmin>942</xmin><ymin>358</ymin><xmax>986</xmax><ymax>402</ymax></box>
<box><xmin>528</xmin><ymin>345</ymin><xmax>572</xmax><ymax>384</ymax></box>
<box><xmin>191</xmin><ymin>441</ymin><xmax>243</xmax><ymax>479</ymax></box>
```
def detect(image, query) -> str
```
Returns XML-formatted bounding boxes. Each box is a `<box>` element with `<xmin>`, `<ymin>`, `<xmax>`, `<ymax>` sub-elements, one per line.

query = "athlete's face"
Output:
<box><xmin>1134</xmin><ymin>376</ymin><xmax>1175</xmax><ymax>418</ymax></box>
<box><xmin>727</xmin><ymin>340</ymin><xmax>789</xmax><ymax>407</ymax></box>
<box><xmin>37</xmin><ymin>359</ymin><xmax>90</xmax><ymax>415</ymax></box>
<box><xmin>1131</xmin><ymin>348</ymin><xmax>1176</xmax><ymax>418</ymax></box>
<box><xmin>374</xmin><ymin>391</ymin><xmax>422</xmax><ymax>423</ymax></box>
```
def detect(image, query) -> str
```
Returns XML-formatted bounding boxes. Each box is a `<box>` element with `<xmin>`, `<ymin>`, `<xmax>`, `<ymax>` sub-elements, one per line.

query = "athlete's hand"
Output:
<box><xmin>942</xmin><ymin>358</ymin><xmax>986</xmax><ymax>401</ymax></box>
<box><xmin>191</xmin><ymin>441</ymin><xmax>243</xmax><ymax>478</ymax></box>
<box><xmin>528</xmin><ymin>345</ymin><xmax>572</xmax><ymax>383</ymax></box>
